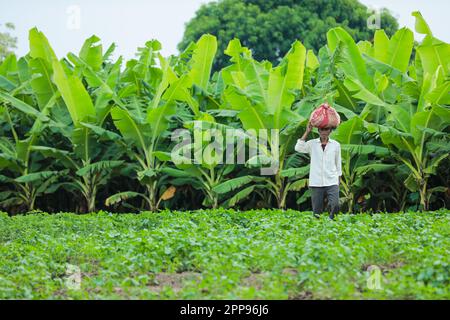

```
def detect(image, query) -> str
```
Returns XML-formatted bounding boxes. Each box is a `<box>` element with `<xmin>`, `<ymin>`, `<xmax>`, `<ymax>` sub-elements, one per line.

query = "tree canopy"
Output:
<box><xmin>178</xmin><ymin>0</ymin><xmax>399</xmax><ymax>70</ymax></box>
<box><xmin>0</xmin><ymin>23</ymin><xmax>17</xmax><ymax>61</ymax></box>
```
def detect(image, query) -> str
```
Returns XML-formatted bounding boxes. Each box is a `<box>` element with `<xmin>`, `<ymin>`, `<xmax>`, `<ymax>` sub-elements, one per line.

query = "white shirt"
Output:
<box><xmin>294</xmin><ymin>138</ymin><xmax>342</xmax><ymax>187</ymax></box>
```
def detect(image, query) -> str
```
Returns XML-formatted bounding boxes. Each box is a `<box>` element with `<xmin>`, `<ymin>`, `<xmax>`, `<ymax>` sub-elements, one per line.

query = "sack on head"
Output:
<box><xmin>309</xmin><ymin>103</ymin><xmax>341</xmax><ymax>128</ymax></box>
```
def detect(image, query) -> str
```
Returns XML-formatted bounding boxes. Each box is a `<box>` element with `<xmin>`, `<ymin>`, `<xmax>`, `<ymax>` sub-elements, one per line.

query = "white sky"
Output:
<box><xmin>1</xmin><ymin>0</ymin><xmax>449</xmax><ymax>62</ymax></box>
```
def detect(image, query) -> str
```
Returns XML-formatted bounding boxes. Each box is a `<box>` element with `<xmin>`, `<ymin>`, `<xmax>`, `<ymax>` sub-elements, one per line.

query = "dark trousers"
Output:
<box><xmin>309</xmin><ymin>184</ymin><xmax>340</xmax><ymax>219</ymax></box>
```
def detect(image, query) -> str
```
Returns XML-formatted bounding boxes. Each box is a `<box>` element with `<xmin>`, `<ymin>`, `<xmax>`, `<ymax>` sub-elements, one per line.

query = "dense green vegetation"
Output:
<box><xmin>0</xmin><ymin>22</ymin><xmax>17</xmax><ymax>61</ymax></box>
<box><xmin>0</xmin><ymin>209</ymin><xmax>448</xmax><ymax>299</ymax></box>
<box><xmin>0</xmin><ymin>11</ymin><xmax>449</xmax><ymax>214</ymax></box>
<box><xmin>179</xmin><ymin>0</ymin><xmax>399</xmax><ymax>71</ymax></box>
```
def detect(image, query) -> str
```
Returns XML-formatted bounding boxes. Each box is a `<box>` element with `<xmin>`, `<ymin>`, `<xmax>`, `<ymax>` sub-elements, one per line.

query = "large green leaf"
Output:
<box><xmin>237</xmin><ymin>103</ymin><xmax>268</xmax><ymax>131</ymax></box>
<box><xmin>386</xmin><ymin>28</ymin><xmax>414</xmax><ymax>73</ymax></box>
<box><xmin>343</xmin><ymin>76</ymin><xmax>387</xmax><ymax>107</ymax></box>
<box><xmin>188</xmin><ymin>34</ymin><xmax>217</xmax><ymax>91</ymax></box>
<box><xmin>161</xmin><ymin>167</ymin><xmax>201</xmax><ymax>178</ymax></box>
<box><xmin>72</xmin><ymin>127</ymin><xmax>96</xmax><ymax>161</ymax></box>
<box><xmin>29</xmin><ymin>27</ymin><xmax>57</xmax><ymax>64</ymax></box>
<box><xmin>111</xmin><ymin>107</ymin><xmax>150</xmax><ymax>150</ymax></box>
<box><xmin>354</xmin><ymin>163</ymin><xmax>396</xmax><ymax>176</ymax></box>
<box><xmin>410</xmin><ymin>105</ymin><xmax>450</xmax><ymax>150</ymax></box>
<box><xmin>103</xmin><ymin>43</ymin><xmax>116</xmax><ymax>62</ymax></box>
<box><xmin>28</xmin><ymin>58</ymin><xmax>58</xmax><ymax>110</ymax></box>
<box><xmin>267</xmin><ymin>41</ymin><xmax>306</xmax><ymax>129</ymax></box>
<box><xmin>133</xmin><ymin>40</ymin><xmax>161</xmax><ymax>82</ymax></box>
<box><xmin>425</xmin><ymin>81</ymin><xmax>450</xmax><ymax>104</ymax></box>
<box><xmin>288</xmin><ymin>178</ymin><xmax>309</xmax><ymax>191</ymax></box>
<box><xmin>412</xmin><ymin>11</ymin><xmax>432</xmax><ymax>36</ymax></box>
<box><xmin>79</xmin><ymin>122</ymin><xmax>122</xmax><ymax>141</ymax></box>
<box><xmin>384</xmin><ymin>104</ymin><xmax>412</xmax><ymax>133</ymax></box>
<box><xmin>147</xmin><ymin>101</ymin><xmax>177</xmax><ymax>138</ymax></box>
<box><xmin>222</xmin><ymin>185</ymin><xmax>255</xmax><ymax>208</ymax></box>
<box><xmin>296</xmin><ymin>188</ymin><xmax>311</xmax><ymax>205</ymax></box>
<box><xmin>212</xmin><ymin>175</ymin><xmax>255</xmax><ymax>194</ymax></box>
<box><xmin>52</xmin><ymin>59</ymin><xmax>96</xmax><ymax>126</ymax></box>
<box><xmin>404</xmin><ymin>173</ymin><xmax>419</xmax><ymax>192</ymax></box>
<box><xmin>30</xmin><ymin>146</ymin><xmax>77</xmax><ymax>169</ymax></box>
<box><xmin>334</xmin><ymin>116</ymin><xmax>364</xmax><ymax>145</ymax></box>
<box><xmin>340</xmin><ymin>144</ymin><xmax>390</xmax><ymax>156</ymax></box>
<box><xmin>280</xmin><ymin>166</ymin><xmax>310</xmax><ymax>178</ymax></box>
<box><xmin>29</xmin><ymin>28</ymin><xmax>97</xmax><ymax>127</ymax></box>
<box><xmin>0</xmin><ymin>54</ymin><xmax>18</xmax><ymax>78</ymax></box>
<box><xmin>105</xmin><ymin>191</ymin><xmax>148</xmax><ymax>207</ymax></box>
<box><xmin>0</xmin><ymin>75</ymin><xmax>16</xmax><ymax>91</ymax></box>
<box><xmin>79</xmin><ymin>35</ymin><xmax>103</xmax><ymax>71</ymax></box>
<box><xmin>416</xmin><ymin>41</ymin><xmax>450</xmax><ymax>77</ymax></box>
<box><xmin>380</xmin><ymin>127</ymin><xmax>415</xmax><ymax>152</ymax></box>
<box><xmin>306</xmin><ymin>50</ymin><xmax>319</xmax><ymax>71</ymax></box>
<box><xmin>76</xmin><ymin>160</ymin><xmax>123</xmax><ymax>176</ymax></box>
<box><xmin>223</xmin><ymin>40</ymin><xmax>269</xmax><ymax>106</ymax></box>
<box><xmin>147</xmin><ymin>54</ymin><xmax>177</xmax><ymax>112</ymax></box>
<box><xmin>327</xmin><ymin>27</ymin><xmax>373</xmax><ymax>90</ymax></box>
<box><xmin>15</xmin><ymin>171</ymin><xmax>59</xmax><ymax>183</ymax></box>
<box><xmin>0</xmin><ymin>92</ymin><xmax>50</xmax><ymax>122</ymax></box>
<box><xmin>424</xmin><ymin>153</ymin><xmax>449</xmax><ymax>175</ymax></box>
<box><xmin>373</xmin><ymin>30</ymin><xmax>389</xmax><ymax>63</ymax></box>
<box><xmin>67</xmin><ymin>52</ymin><xmax>124</xmax><ymax>118</ymax></box>
<box><xmin>161</xmin><ymin>74</ymin><xmax>199</xmax><ymax>116</ymax></box>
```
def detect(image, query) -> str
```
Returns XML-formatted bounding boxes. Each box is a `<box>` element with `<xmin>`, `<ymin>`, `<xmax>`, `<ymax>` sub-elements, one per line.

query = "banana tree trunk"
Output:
<box><xmin>348</xmin><ymin>192</ymin><xmax>354</xmax><ymax>213</ymax></box>
<box><xmin>419</xmin><ymin>179</ymin><xmax>429</xmax><ymax>211</ymax></box>
<box><xmin>24</xmin><ymin>184</ymin><xmax>36</xmax><ymax>212</ymax></box>
<box><xmin>274</xmin><ymin>175</ymin><xmax>286</xmax><ymax>209</ymax></box>
<box><xmin>87</xmin><ymin>195</ymin><xmax>96</xmax><ymax>213</ymax></box>
<box><xmin>84</xmin><ymin>178</ymin><xmax>97</xmax><ymax>213</ymax></box>
<box><xmin>212</xmin><ymin>197</ymin><xmax>218</xmax><ymax>209</ymax></box>
<box><xmin>85</xmin><ymin>185</ymin><xmax>96</xmax><ymax>212</ymax></box>
<box><xmin>278</xmin><ymin>187</ymin><xmax>287</xmax><ymax>209</ymax></box>
<box><xmin>147</xmin><ymin>184</ymin><xmax>158</xmax><ymax>212</ymax></box>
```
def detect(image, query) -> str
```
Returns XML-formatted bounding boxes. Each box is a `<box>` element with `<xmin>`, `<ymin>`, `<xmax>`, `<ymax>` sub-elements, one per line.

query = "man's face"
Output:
<box><xmin>318</xmin><ymin>127</ymin><xmax>331</xmax><ymax>139</ymax></box>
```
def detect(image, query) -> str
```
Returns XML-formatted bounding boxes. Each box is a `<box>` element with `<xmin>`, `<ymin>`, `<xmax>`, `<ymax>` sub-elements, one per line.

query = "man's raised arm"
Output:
<box><xmin>295</xmin><ymin>121</ymin><xmax>313</xmax><ymax>154</ymax></box>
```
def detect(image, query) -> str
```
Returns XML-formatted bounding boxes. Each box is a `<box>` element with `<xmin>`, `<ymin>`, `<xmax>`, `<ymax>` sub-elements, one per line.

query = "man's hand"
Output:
<box><xmin>306</xmin><ymin>120</ymin><xmax>313</xmax><ymax>133</ymax></box>
<box><xmin>300</xmin><ymin>120</ymin><xmax>313</xmax><ymax>141</ymax></box>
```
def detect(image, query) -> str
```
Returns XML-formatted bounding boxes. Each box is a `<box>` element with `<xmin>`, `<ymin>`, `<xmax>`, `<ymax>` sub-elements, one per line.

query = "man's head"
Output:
<box><xmin>318</xmin><ymin>126</ymin><xmax>335</xmax><ymax>140</ymax></box>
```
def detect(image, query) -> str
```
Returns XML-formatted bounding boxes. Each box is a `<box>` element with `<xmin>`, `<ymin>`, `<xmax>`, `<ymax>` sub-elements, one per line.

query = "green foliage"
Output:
<box><xmin>178</xmin><ymin>0</ymin><xmax>399</xmax><ymax>71</ymax></box>
<box><xmin>0</xmin><ymin>11</ymin><xmax>448</xmax><ymax>214</ymax></box>
<box><xmin>0</xmin><ymin>23</ymin><xmax>17</xmax><ymax>61</ymax></box>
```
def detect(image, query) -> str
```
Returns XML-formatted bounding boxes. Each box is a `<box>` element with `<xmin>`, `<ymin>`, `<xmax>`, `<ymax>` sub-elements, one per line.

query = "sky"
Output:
<box><xmin>1</xmin><ymin>0</ymin><xmax>449</xmax><ymax>62</ymax></box>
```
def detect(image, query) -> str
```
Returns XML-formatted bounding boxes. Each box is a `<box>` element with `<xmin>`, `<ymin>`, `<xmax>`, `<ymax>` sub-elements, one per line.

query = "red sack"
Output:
<box><xmin>309</xmin><ymin>103</ymin><xmax>341</xmax><ymax>128</ymax></box>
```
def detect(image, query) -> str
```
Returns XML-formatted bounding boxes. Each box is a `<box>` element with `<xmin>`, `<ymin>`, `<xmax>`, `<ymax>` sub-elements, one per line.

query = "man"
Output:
<box><xmin>294</xmin><ymin>120</ymin><xmax>342</xmax><ymax>219</ymax></box>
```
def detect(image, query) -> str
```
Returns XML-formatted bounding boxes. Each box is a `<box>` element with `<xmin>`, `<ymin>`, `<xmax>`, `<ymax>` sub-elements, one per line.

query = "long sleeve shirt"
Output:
<box><xmin>294</xmin><ymin>138</ymin><xmax>342</xmax><ymax>187</ymax></box>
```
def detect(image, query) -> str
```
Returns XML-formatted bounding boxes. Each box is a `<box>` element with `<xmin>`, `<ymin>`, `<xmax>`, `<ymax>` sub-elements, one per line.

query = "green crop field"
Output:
<box><xmin>0</xmin><ymin>209</ymin><xmax>448</xmax><ymax>300</ymax></box>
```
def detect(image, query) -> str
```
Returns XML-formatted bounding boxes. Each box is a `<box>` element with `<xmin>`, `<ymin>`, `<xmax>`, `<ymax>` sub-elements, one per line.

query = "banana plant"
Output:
<box><xmin>218</xmin><ymin>39</ymin><xmax>310</xmax><ymax>208</ymax></box>
<box><xmin>367</xmin><ymin>106</ymin><xmax>450</xmax><ymax>211</ymax></box>
<box><xmin>159</xmin><ymin>118</ymin><xmax>267</xmax><ymax>209</ymax></box>
<box><xmin>25</xmin><ymin>28</ymin><xmax>126</xmax><ymax>213</ymax></box>
<box><xmin>105</xmin><ymin>35</ymin><xmax>218</xmax><ymax>211</ymax></box>
<box><xmin>332</xmin><ymin>116</ymin><xmax>395</xmax><ymax>213</ymax></box>
<box><xmin>327</xmin><ymin>14</ymin><xmax>450</xmax><ymax>211</ymax></box>
<box><xmin>371</xmin><ymin>13</ymin><xmax>450</xmax><ymax>211</ymax></box>
<box><xmin>0</xmin><ymin>57</ymin><xmax>66</xmax><ymax>211</ymax></box>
